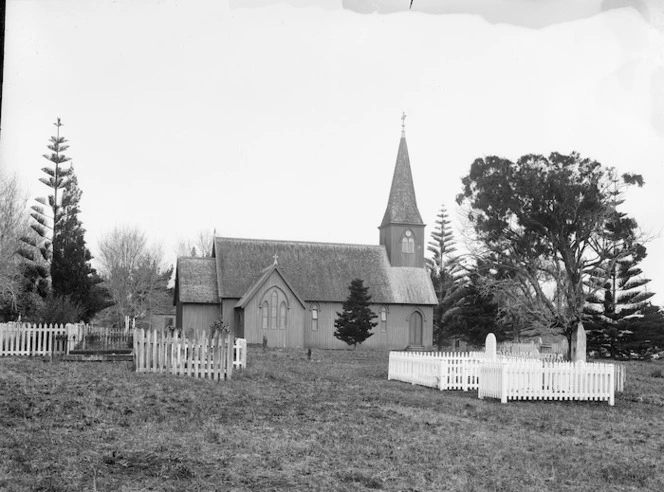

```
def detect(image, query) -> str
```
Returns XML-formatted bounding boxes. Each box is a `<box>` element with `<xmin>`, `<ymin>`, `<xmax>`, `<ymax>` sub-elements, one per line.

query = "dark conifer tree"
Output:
<box><xmin>51</xmin><ymin>170</ymin><xmax>111</xmax><ymax>321</ymax></box>
<box><xmin>622</xmin><ymin>303</ymin><xmax>664</xmax><ymax>356</ymax></box>
<box><xmin>444</xmin><ymin>266</ymin><xmax>502</xmax><ymax>346</ymax></box>
<box><xmin>334</xmin><ymin>278</ymin><xmax>378</xmax><ymax>348</ymax></box>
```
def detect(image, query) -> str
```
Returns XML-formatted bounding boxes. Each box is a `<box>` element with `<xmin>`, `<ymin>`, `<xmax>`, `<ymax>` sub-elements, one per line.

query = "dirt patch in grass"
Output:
<box><xmin>1</xmin><ymin>350</ymin><xmax>663</xmax><ymax>491</ymax></box>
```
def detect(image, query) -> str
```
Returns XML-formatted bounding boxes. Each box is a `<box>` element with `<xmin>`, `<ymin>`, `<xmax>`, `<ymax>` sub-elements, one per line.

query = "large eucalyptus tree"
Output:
<box><xmin>456</xmin><ymin>152</ymin><xmax>645</xmax><ymax>347</ymax></box>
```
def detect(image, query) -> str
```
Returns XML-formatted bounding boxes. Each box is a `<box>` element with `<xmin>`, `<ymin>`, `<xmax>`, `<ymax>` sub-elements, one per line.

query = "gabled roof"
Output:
<box><xmin>235</xmin><ymin>263</ymin><xmax>307</xmax><ymax>309</ymax></box>
<box><xmin>213</xmin><ymin>237</ymin><xmax>437</xmax><ymax>305</ymax></box>
<box><xmin>380</xmin><ymin>135</ymin><xmax>424</xmax><ymax>227</ymax></box>
<box><xmin>175</xmin><ymin>257</ymin><xmax>218</xmax><ymax>304</ymax></box>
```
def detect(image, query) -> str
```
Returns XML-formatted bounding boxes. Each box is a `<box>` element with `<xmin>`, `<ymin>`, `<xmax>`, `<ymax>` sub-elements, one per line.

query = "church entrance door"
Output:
<box><xmin>409</xmin><ymin>311</ymin><xmax>423</xmax><ymax>346</ymax></box>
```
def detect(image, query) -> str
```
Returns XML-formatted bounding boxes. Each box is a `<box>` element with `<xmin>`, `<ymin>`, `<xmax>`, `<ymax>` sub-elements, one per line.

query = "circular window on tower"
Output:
<box><xmin>405</xmin><ymin>230</ymin><xmax>411</xmax><ymax>237</ymax></box>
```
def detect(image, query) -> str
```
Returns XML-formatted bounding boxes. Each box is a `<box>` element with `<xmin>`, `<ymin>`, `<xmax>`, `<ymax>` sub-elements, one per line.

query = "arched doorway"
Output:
<box><xmin>409</xmin><ymin>311</ymin><xmax>423</xmax><ymax>346</ymax></box>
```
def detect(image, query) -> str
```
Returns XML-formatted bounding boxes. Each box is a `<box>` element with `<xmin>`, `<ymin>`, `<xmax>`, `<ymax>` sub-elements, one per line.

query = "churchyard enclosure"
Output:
<box><xmin>388</xmin><ymin>351</ymin><xmax>625</xmax><ymax>405</ymax></box>
<box><xmin>1</xmin><ymin>348</ymin><xmax>662</xmax><ymax>491</ymax></box>
<box><xmin>388</xmin><ymin>334</ymin><xmax>625</xmax><ymax>405</ymax></box>
<box><xmin>0</xmin><ymin>322</ymin><xmax>132</xmax><ymax>357</ymax></box>
<box><xmin>133</xmin><ymin>327</ymin><xmax>247</xmax><ymax>379</ymax></box>
<box><xmin>1</xmin><ymin>323</ymin><xmax>248</xmax><ymax>379</ymax></box>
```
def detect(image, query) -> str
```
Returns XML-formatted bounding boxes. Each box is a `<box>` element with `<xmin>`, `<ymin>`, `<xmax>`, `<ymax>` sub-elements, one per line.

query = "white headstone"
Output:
<box><xmin>571</xmin><ymin>321</ymin><xmax>586</xmax><ymax>362</ymax></box>
<box><xmin>485</xmin><ymin>333</ymin><xmax>497</xmax><ymax>361</ymax></box>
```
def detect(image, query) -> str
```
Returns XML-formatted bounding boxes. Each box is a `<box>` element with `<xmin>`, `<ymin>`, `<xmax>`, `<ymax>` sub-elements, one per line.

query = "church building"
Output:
<box><xmin>174</xmin><ymin>122</ymin><xmax>437</xmax><ymax>349</ymax></box>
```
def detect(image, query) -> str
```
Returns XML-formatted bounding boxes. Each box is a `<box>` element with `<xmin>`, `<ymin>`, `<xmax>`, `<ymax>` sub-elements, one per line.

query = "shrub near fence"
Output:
<box><xmin>133</xmin><ymin>328</ymin><xmax>246</xmax><ymax>380</ymax></box>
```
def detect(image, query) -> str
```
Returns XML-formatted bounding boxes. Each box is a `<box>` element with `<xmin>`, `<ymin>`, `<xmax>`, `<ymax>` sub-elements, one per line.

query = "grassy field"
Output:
<box><xmin>1</xmin><ymin>348</ymin><xmax>663</xmax><ymax>492</ymax></box>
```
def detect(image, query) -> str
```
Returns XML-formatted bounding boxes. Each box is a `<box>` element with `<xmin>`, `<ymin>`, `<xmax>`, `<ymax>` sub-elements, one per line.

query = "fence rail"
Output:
<box><xmin>133</xmin><ymin>328</ymin><xmax>246</xmax><ymax>380</ymax></box>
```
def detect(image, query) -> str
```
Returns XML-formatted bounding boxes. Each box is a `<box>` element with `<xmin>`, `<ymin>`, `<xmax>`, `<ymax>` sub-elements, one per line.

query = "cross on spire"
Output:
<box><xmin>272</xmin><ymin>253</ymin><xmax>279</xmax><ymax>265</ymax></box>
<box><xmin>401</xmin><ymin>112</ymin><xmax>407</xmax><ymax>136</ymax></box>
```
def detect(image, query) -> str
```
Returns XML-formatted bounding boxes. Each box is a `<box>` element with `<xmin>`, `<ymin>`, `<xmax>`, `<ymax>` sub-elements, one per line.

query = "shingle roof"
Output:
<box><xmin>213</xmin><ymin>237</ymin><xmax>437</xmax><ymax>305</ymax></box>
<box><xmin>176</xmin><ymin>257</ymin><xmax>218</xmax><ymax>303</ymax></box>
<box><xmin>380</xmin><ymin>135</ymin><xmax>424</xmax><ymax>227</ymax></box>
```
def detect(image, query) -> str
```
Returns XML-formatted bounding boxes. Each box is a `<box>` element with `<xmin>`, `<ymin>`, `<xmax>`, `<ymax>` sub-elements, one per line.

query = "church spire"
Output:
<box><xmin>379</xmin><ymin>117</ymin><xmax>425</xmax><ymax>268</ymax></box>
<box><xmin>380</xmin><ymin>117</ymin><xmax>423</xmax><ymax>228</ymax></box>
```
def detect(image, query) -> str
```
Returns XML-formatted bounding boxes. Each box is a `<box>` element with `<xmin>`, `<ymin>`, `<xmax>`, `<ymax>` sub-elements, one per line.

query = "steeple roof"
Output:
<box><xmin>380</xmin><ymin>134</ymin><xmax>423</xmax><ymax>227</ymax></box>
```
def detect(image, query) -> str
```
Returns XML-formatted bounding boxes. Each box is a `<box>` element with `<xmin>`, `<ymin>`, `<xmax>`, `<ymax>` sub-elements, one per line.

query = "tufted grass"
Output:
<box><xmin>0</xmin><ymin>348</ymin><xmax>663</xmax><ymax>491</ymax></box>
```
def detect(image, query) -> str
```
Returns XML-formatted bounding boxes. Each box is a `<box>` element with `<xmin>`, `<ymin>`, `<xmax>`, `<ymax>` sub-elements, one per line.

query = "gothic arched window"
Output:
<box><xmin>262</xmin><ymin>301</ymin><xmax>269</xmax><ymax>330</ymax></box>
<box><xmin>279</xmin><ymin>302</ymin><xmax>287</xmax><ymax>330</ymax></box>
<box><xmin>270</xmin><ymin>291</ymin><xmax>278</xmax><ymax>329</ymax></box>
<box><xmin>311</xmin><ymin>304</ymin><xmax>319</xmax><ymax>331</ymax></box>
<box><xmin>380</xmin><ymin>306</ymin><xmax>388</xmax><ymax>333</ymax></box>
<box><xmin>401</xmin><ymin>230</ymin><xmax>415</xmax><ymax>254</ymax></box>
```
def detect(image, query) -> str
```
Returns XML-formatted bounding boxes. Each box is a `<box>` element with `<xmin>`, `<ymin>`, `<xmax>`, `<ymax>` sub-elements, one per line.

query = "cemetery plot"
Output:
<box><xmin>388</xmin><ymin>330</ymin><xmax>623</xmax><ymax>406</ymax></box>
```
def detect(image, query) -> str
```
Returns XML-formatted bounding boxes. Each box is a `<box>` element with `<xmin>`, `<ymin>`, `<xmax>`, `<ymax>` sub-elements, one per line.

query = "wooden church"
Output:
<box><xmin>174</xmin><ymin>122</ymin><xmax>437</xmax><ymax>349</ymax></box>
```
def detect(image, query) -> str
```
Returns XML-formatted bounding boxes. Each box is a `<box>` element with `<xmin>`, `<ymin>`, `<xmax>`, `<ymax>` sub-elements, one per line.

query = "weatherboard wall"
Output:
<box><xmin>304</xmin><ymin>302</ymin><xmax>433</xmax><ymax>350</ymax></box>
<box><xmin>237</xmin><ymin>269</ymin><xmax>305</xmax><ymax>349</ymax></box>
<box><xmin>177</xmin><ymin>303</ymin><xmax>220</xmax><ymax>337</ymax></box>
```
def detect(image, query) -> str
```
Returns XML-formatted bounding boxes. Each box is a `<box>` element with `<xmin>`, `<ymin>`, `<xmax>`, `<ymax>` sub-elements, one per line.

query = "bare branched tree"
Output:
<box><xmin>97</xmin><ymin>226</ymin><xmax>172</xmax><ymax>327</ymax></box>
<box><xmin>0</xmin><ymin>172</ymin><xmax>30</xmax><ymax>314</ymax></box>
<box><xmin>175</xmin><ymin>230</ymin><xmax>215</xmax><ymax>258</ymax></box>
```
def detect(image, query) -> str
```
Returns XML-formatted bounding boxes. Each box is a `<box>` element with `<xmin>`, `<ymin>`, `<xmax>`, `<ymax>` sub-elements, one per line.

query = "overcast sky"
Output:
<box><xmin>2</xmin><ymin>0</ymin><xmax>663</xmax><ymax>305</ymax></box>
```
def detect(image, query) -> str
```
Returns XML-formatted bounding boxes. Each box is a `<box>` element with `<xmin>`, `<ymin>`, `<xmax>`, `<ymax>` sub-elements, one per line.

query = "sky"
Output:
<box><xmin>2</xmin><ymin>0</ymin><xmax>663</xmax><ymax>305</ymax></box>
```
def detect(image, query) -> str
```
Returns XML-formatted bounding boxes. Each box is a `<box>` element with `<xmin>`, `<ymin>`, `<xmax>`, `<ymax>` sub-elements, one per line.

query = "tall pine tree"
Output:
<box><xmin>584</xmin><ymin>186</ymin><xmax>654</xmax><ymax>357</ymax></box>
<box><xmin>18</xmin><ymin>119</ymin><xmax>72</xmax><ymax>310</ymax></box>
<box><xmin>585</xmin><ymin>243</ymin><xmax>654</xmax><ymax>357</ymax></box>
<box><xmin>32</xmin><ymin>118</ymin><xmax>73</xmax><ymax>271</ymax></box>
<box><xmin>426</xmin><ymin>204</ymin><xmax>466</xmax><ymax>348</ymax></box>
<box><xmin>22</xmin><ymin>118</ymin><xmax>110</xmax><ymax>322</ymax></box>
<box><xmin>334</xmin><ymin>278</ymin><xmax>378</xmax><ymax>348</ymax></box>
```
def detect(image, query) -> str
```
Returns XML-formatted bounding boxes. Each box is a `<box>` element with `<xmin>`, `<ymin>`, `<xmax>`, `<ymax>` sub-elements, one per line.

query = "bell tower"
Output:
<box><xmin>379</xmin><ymin>114</ymin><xmax>425</xmax><ymax>268</ymax></box>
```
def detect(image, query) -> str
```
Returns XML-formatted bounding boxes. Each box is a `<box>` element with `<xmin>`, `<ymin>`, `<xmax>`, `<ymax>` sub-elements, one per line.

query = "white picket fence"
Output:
<box><xmin>388</xmin><ymin>349</ymin><xmax>622</xmax><ymax>406</ymax></box>
<box><xmin>388</xmin><ymin>352</ymin><xmax>487</xmax><ymax>391</ymax></box>
<box><xmin>0</xmin><ymin>323</ymin><xmax>79</xmax><ymax>356</ymax></box>
<box><xmin>234</xmin><ymin>337</ymin><xmax>247</xmax><ymax>369</ymax></box>
<box><xmin>478</xmin><ymin>360</ymin><xmax>615</xmax><ymax>406</ymax></box>
<box><xmin>133</xmin><ymin>328</ymin><xmax>246</xmax><ymax>380</ymax></box>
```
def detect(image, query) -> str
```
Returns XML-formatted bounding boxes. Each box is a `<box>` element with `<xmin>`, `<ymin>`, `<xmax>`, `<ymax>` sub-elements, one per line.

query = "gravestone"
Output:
<box><xmin>485</xmin><ymin>333</ymin><xmax>497</xmax><ymax>361</ymax></box>
<box><xmin>570</xmin><ymin>321</ymin><xmax>586</xmax><ymax>362</ymax></box>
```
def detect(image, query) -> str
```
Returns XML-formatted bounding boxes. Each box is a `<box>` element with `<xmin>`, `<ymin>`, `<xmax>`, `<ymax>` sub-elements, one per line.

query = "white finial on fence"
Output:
<box><xmin>485</xmin><ymin>333</ymin><xmax>497</xmax><ymax>361</ymax></box>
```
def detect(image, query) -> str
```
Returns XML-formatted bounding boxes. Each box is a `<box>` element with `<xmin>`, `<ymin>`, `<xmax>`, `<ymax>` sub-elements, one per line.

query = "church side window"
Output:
<box><xmin>270</xmin><ymin>291</ymin><xmax>278</xmax><ymax>329</ymax></box>
<box><xmin>311</xmin><ymin>304</ymin><xmax>319</xmax><ymax>331</ymax></box>
<box><xmin>262</xmin><ymin>301</ymin><xmax>269</xmax><ymax>330</ymax></box>
<box><xmin>380</xmin><ymin>306</ymin><xmax>387</xmax><ymax>333</ymax></box>
<box><xmin>279</xmin><ymin>302</ymin><xmax>287</xmax><ymax>330</ymax></box>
